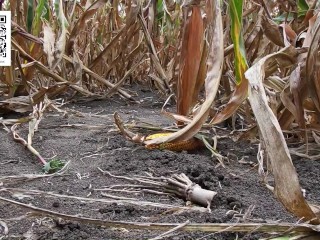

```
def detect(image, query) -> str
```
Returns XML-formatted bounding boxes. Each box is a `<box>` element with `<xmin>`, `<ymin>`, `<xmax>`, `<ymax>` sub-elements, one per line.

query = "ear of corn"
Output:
<box><xmin>145</xmin><ymin>132</ymin><xmax>173</xmax><ymax>140</ymax></box>
<box><xmin>145</xmin><ymin>133</ymin><xmax>203</xmax><ymax>151</ymax></box>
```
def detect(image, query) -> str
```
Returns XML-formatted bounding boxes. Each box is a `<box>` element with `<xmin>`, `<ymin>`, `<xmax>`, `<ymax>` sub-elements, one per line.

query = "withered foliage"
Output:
<box><xmin>0</xmin><ymin>0</ymin><xmax>318</xmax><ymax>134</ymax></box>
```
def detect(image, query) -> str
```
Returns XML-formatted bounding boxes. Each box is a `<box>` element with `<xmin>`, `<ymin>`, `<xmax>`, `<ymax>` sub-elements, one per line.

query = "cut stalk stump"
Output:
<box><xmin>98</xmin><ymin>169</ymin><xmax>217</xmax><ymax>210</ymax></box>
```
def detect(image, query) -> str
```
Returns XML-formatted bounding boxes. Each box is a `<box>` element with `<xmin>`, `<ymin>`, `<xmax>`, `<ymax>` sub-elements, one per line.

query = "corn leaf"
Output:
<box><xmin>261</xmin><ymin>15</ymin><xmax>285</xmax><ymax>47</ymax></box>
<box><xmin>229</xmin><ymin>0</ymin><xmax>248</xmax><ymax>85</ymax></box>
<box><xmin>31</xmin><ymin>0</ymin><xmax>48</xmax><ymax>36</ymax></box>
<box><xmin>177</xmin><ymin>6</ymin><xmax>204</xmax><ymax>116</ymax></box>
<box><xmin>145</xmin><ymin>0</ymin><xmax>223</xmax><ymax>145</ymax></box>
<box><xmin>210</xmin><ymin>0</ymin><xmax>248</xmax><ymax>124</ymax></box>
<box><xmin>297</xmin><ymin>0</ymin><xmax>309</xmax><ymax>18</ymax></box>
<box><xmin>43</xmin><ymin>21</ymin><xmax>56</xmax><ymax>68</ymax></box>
<box><xmin>66</xmin><ymin>0</ymin><xmax>109</xmax><ymax>55</ymax></box>
<box><xmin>306</xmin><ymin>13</ymin><xmax>320</xmax><ymax>112</ymax></box>
<box><xmin>245</xmin><ymin>46</ymin><xmax>319</xmax><ymax>223</ymax></box>
<box><xmin>26</xmin><ymin>0</ymin><xmax>34</xmax><ymax>33</ymax></box>
<box><xmin>51</xmin><ymin>0</ymin><xmax>69</xmax><ymax>69</ymax></box>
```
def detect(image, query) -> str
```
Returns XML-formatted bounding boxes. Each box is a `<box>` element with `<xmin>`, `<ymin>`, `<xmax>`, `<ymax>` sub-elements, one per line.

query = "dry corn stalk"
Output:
<box><xmin>113</xmin><ymin>112</ymin><xmax>203</xmax><ymax>151</ymax></box>
<box><xmin>99</xmin><ymin>169</ymin><xmax>217</xmax><ymax>209</ymax></box>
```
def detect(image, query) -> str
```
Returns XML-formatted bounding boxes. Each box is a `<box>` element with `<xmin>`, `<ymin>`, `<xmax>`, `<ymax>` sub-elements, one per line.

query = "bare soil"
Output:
<box><xmin>1</xmin><ymin>87</ymin><xmax>319</xmax><ymax>240</ymax></box>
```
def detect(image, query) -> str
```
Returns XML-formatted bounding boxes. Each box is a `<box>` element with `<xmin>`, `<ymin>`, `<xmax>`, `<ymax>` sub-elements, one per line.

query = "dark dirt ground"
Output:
<box><xmin>0</xmin><ymin>86</ymin><xmax>320</xmax><ymax>240</ymax></box>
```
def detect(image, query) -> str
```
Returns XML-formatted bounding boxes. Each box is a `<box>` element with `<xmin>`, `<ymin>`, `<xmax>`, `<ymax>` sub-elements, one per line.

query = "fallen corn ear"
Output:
<box><xmin>145</xmin><ymin>132</ymin><xmax>173</xmax><ymax>140</ymax></box>
<box><xmin>113</xmin><ymin>113</ymin><xmax>203</xmax><ymax>151</ymax></box>
<box><xmin>145</xmin><ymin>133</ymin><xmax>203</xmax><ymax>151</ymax></box>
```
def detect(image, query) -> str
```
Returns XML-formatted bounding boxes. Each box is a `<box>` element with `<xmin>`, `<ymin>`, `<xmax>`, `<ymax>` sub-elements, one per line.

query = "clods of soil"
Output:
<box><xmin>1</xmin><ymin>89</ymin><xmax>319</xmax><ymax>239</ymax></box>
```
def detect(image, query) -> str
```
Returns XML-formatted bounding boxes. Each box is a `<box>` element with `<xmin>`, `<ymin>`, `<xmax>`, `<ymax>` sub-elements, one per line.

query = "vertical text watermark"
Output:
<box><xmin>0</xmin><ymin>11</ymin><xmax>11</xmax><ymax>66</ymax></box>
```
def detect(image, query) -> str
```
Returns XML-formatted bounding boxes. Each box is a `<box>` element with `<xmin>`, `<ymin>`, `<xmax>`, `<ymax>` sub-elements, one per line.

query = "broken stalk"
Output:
<box><xmin>99</xmin><ymin>169</ymin><xmax>217</xmax><ymax>210</ymax></box>
<box><xmin>10</xmin><ymin>101</ymin><xmax>65</xmax><ymax>173</ymax></box>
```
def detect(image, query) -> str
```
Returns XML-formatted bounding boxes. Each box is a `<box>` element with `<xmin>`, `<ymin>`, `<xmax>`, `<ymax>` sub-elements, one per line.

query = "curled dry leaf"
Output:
<box><xmin>261</xmin><ymin>15</ymin><xmax>285</xmax><ymax>47</ymax></box>
<box><xmin>279</xmin><ymin>23</ymin><xmax>297</xmax><ymax>46</ymax></box>
<box><xmin>42</xmin><ymin>22</ymin><xmax>55</xmax><ymax>68</ymax></box>
<box><xmin>245</xmin><ymin>46</ymin><xmax>319</xmax><ymax>223</ymax></box>
<box><xmin>306</xmin><ymin>13</ymin><xmax>320</xmax><ymax>112</ymax></box>
<box><xmin>289</xmin><ymin>64</ymin><xmax>306</xmax><ymax>129</ymax></box>
<box><xmin>113</xmin><ymin>112</ymin><xmax>145</xmax><ymax>143</ymax></box>
<box><xmin>52</xmin><ymin>0</ymin><xmax>69</xmax><ymax>70</ymax></box>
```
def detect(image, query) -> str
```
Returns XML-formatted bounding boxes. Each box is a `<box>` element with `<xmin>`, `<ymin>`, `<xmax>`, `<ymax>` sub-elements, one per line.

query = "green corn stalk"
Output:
<box><xmin>32</xmin><ymin>0</ymin><xmax>50</xmax><ymax>36</ymax></box>
<box><xmin>26</xmin><ymin>0</ymin><xmax>34</xmax><ymax>33</ymax></box>
<box><xmin>229</xmin><ymin>0</ymin><xmax>248</xmax><ymax>84</ymax></box>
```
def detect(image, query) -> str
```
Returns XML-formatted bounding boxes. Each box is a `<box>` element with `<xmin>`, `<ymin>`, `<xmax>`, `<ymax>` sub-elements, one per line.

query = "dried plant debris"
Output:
<box><xmin>0</xmin><ymin>195</ymin><xmax>319</xmax><ymax>236</ymax></box>
<box><xmin>98</xmin><ymin>169</ymin><xmax>217</xmax><ymax>210</ymax></box>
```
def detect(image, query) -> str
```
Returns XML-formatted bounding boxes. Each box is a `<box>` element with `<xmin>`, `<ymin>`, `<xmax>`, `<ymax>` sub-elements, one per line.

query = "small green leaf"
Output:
<box><xmin>43</xmin><ymin>159</ymin><xmax>65</xmax><ymax>174</ymax></box>
<box><xmin>297</xmin><ymin>0</ymin><xmax>309</xmax><ymax>18</ymax></box>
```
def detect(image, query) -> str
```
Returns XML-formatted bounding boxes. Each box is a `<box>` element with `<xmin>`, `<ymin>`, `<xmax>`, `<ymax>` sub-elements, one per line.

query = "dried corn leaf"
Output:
<box><xmin>145</xmin><ymin>0</ymin><xmax>223</xmax><ymax>146</ymax></box>
<box><xmin>177</xmin><ymin>6</ymin><xmax>204</xmax><ymax>116</ymax></box>
<box><xmin>139</xmin><ymin>12</ymin><xmax>170</xmax><ymax>92</ymax></box>
<box><xmin>245</xmin><ymin>46</ymin><xmax>319</xmax><ymax>223</ymax></box>
<box><xmin>43</xmin><ymin>22</ymin><xmax>55</xmax><ymax>68</ymax></box>
<box><xmin>306</xmin><ymin>13</ymin><xmax>320</xmax><ymax>112</ymax></box>
<box><xmin>66</xmin><ymin>0</ymin><xmax>108</xmax><ymax>55</ymax></box>
<box><xmin>261</xmin><ymin>15</ymin><xmax>285</xmax><ymax>47</ymax></box>
<box><xmin>51</xmin><ymin>0</ymin><xmax>69</xmax><ymax>69</ymax></box>
<box><xmin>289</xmin><ymin>64</ymin><xmax>306</xmax><ymax>129</ymax></box>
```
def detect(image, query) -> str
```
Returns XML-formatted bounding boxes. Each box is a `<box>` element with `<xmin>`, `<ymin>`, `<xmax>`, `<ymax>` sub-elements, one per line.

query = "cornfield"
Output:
<box><xmin>1</xmin><ymin>0</ymin><xmax>320</xmax><ymax>237</ymax></box>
